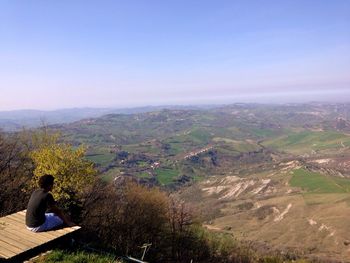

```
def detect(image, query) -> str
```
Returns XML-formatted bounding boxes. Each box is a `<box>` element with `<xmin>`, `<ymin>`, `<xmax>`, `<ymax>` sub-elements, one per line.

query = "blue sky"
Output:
<box><xmin>0</xmin><ymin>0</ymin><xmax>349</xmax><ymax>110</ymax></box>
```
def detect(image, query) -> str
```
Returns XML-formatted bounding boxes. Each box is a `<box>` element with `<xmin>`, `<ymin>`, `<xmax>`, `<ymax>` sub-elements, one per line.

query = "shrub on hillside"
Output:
<box><xmin>82</xmin><ymin>180</ymin><xmax>169</xmax><ymax>259</ymax></box>
<box><xmin>30</xmin><ymin>141</ymin><xmax>96</xmax><ymax>201</ymax></box>
<box><xmin>29</xmin><ymin>130</ymin><xmax>96</xmax><ymax>215</ymax></box>
<box><xmin>81</xmin><ymin>179</ymin><xmax>275</xmax><ymax>262</ymax></box>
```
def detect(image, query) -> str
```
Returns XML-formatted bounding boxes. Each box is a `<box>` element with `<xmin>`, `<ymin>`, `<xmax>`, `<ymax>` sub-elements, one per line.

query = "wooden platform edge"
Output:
<box><xmin>0</xmin><ymin>230</ymin><xmax>80</xmax><ymax>263</ymax></box>
<box><xmin>0</xmin><ymin>210</ymin><xmax>81</xmax><ymax>262</ymax></box>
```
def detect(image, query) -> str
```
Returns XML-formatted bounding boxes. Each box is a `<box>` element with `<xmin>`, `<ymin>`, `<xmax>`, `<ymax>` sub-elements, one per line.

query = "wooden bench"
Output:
<box><xmin>0</xmin><ymin>210</ymin><xmax>80</xmax><ymax>262</ymax></box>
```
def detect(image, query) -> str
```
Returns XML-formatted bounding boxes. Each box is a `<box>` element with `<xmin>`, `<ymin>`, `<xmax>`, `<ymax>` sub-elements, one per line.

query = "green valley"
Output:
<box><xmin>47</xmin><ymin>102</ymin><xmax>350</xmax><ymax>261</ymax></box>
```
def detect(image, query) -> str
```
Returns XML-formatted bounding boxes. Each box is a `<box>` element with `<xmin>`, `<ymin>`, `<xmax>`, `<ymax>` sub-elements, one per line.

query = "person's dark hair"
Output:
<box><xmin>38</xmin><ymin>174</ymin><xmax>54</xmax><ymax>189</ymax></box>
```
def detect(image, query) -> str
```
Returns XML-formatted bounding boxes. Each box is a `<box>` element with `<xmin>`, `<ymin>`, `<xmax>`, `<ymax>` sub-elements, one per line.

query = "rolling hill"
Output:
<box><xmin>45</xmin><ymin>102</ymin><xmax>350</xmax><ymax>261</ymax></box>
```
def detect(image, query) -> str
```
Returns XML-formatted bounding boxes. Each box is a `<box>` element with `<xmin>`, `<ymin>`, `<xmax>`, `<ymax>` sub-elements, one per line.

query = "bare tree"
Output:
<box><xmin>0</xmin><ymin>131</ymin><xmax>33</xmax><ymax>216</ymax></box>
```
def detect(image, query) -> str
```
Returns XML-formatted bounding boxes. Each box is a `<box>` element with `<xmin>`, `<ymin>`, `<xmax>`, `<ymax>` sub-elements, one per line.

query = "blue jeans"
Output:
<box><xmin>27</xmin><ymin>213</ymin><xmax>63</xmax><ymax>232</ymax></box>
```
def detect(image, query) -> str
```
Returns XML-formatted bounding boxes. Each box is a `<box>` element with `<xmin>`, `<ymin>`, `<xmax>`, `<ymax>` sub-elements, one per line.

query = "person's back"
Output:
<box><xmin>26</xmin><ymin>188</ymin><xmax>55</xmax><ymax>228</ymax></box>
<box><xmin>25</xmin><ymin>174</ymin><xmax>74</xmax><ymax>232</ymax></box>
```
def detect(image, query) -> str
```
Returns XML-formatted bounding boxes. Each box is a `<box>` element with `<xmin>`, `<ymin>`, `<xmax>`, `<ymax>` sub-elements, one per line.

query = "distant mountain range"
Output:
<box><xmin>0</xmin><ymin>105</ymin><xmax>214</xmax><ymax>131</ymax></box>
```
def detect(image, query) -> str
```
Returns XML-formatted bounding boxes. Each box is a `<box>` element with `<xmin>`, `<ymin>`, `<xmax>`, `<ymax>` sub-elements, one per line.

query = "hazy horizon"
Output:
<box><xmin>1</xmin><ymin>1</ymin><xmax>349</xmax><ymax>111</ymax></box>
<box><xmin>1</xmin><ymin>98</ymin><xmax>350</xmax><ymax>113</ymax></box>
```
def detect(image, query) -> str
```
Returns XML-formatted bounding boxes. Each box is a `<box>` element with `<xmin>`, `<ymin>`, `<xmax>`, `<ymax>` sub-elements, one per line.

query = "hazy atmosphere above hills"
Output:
<box><xmin>1</xmin><ymin>1</ymin><xmax>350</xmax><ymax>261</ymax></box>
<box><xmin>1</xmin><ymin>0</ymin><xmax>349</xmax><ymax>110</ymax></box>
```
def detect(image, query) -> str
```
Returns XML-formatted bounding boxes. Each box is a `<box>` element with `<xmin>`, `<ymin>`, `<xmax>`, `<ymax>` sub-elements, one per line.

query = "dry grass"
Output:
<box><xmin>181</xmin><ymin>165</ymin><xmax>350</xmax><ymax>262</ymax></box>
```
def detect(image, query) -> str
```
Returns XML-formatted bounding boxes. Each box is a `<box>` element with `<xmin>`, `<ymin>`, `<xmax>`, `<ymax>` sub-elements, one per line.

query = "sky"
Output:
<box><xmin>0</xmin><ymin>0</ymin><xmax>349</xmax><ymax>111</ymax></box>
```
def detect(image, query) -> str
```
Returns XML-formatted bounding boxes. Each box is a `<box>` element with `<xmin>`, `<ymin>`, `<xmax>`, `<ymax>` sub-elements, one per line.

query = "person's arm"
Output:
<box><xmin>46</xmin><ymin>192</ymin><xmax>75</xmax><ymax>226</ymax></box>
<box><xmin>48</xmin><ymin>203</ymin><xmax>75</xmax><ymax>227</ymax></box>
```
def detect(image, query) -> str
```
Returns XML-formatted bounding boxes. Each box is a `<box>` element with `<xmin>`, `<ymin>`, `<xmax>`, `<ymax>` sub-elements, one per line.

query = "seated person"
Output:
<box><xmin>26</xmin><ymin>174</ymin><xmax>74</xmax><ymax>232</ymax></box>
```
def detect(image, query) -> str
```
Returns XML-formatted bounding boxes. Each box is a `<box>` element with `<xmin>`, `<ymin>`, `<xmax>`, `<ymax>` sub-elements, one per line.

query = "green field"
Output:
<box><xmin>290</xmin><ymin>168</ymin><xmax>350</xmax><ymax>193</ymax></box>
<box><xmin>263</xmin><ymin>130</ymin><xmax>350</xmax><ymax>154</ymax></box>
<box><xmin>86</xmin><ymin>152</ymin><xmax>115</xmax><ymax>167</ymax></box>
<box><xmin>166</xmin><ymin>139</ymin><xmax>185</xmax><ymax>155</ymax></box>
<box><xmin>123</xmin><ymin>143</ymin><xmax>161</xmax><ymax>154</ymax></box>
<box><xmin>187</xmin><ymin>128</ymin><xmax>212</xmax><ymax>144</ymax></box>
<box><xmin>138</xmin><ymin>171</ymin><xmax>153</xmax><ymax>178</ymax></box>
<box><xmin>213</xmin><ymin>137</ymin><xmax>260</xmax><ymax>153</ymax></box>
<box><xmin>163</xmin><ymin>128</ymin><xmax>212</xmax><ymax>154</ymax></box>
<box><xmin>155</xmin><ymin>168</ymin><xmax>179</xmax><ymax>185</ymax></box>
<box><xmin>100</xmin><ymin>167</ymin><xmax>121</xmax><ymax>182</ymax></box>
<box><xmin>250</xmin><ymin>128</ymin><xmax>276</xmax><ymax>138</ymax></box>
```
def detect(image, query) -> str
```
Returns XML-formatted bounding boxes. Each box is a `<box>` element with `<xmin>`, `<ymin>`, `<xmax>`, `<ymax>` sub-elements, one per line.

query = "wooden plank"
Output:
<box><xmin>1</xmin><ymin>217</ymin><xmax>69</xmax><ymax>242</ymax></box>
<box><xmin>11</xmin><ymin>211</ymin><xmax>26</xmax><ymax>219</ymax></box>
<box><xmin>3</xmin><ymin>214</ymin><xmax>28</xmax><ymax>226</ymax></box>
<box><xmin>9</xmin><ymin>212</ymin><xmax>26</xmax><ymax>222</ymax></box>
<box><xmin>0</xmin><ymin>230</ymin><xmax>40</xmax><ymax>248</ymax></box>
<box><xmin>0</xmin><ymin>241</ymin><xmax>21</xmax><ymax>259</ymax></box>
<box><xmin>0</xmin><ymin>239</ymin><xmax>32</xmax><ymax>255</ymax></box>
<box><xmin>3</xmin><ymin>217</ymin><xmax>60</xmax><ymax>240</ymax></box>
<box><xmin>48</xmin><ymin>226</ymin><xmax>79</xmax><ymax>235</ymax></box>
<box><xmin>0</xmin><ymin>225</ymin><xmax>56</xmax><ymax>243</ymax></box>
<box><xmin>0</xmin><ymin>239</ymin><xmax>22</xmax><ymax>254</ymax></box>
<box><xmin>2</xmin><ymin>226</ymin><xmax>49</xmax><ymax>243</ymax></box>
<box><xmin>3</xmin><ymin>215</ymin><xmax>79</xmax><ymax>239</ymax></box>
<box><xmin>0</xmin><ymin>239</ymin><xmax>22</xmax><ymax>258</ymax></box>
<box><xmin>2</xmin><ymin>227</ymin><xmax>49</xmax><ymax>244</ymax></box>
<box><xmin>0</xmin><ymin>250</ymin><xmax>11</xmax><ymax>259</ymax></box>
<box><xmin>0</xmin><ymin>210</ymin><xmax>81</xmax><ymax>260</ymax></box>
<box><xmin>45</xmin><ymin>226</ymin><xmax>81</xmax><ymax>237</ymax></box>
<box><xmin>29</xmin><ymin>229</ymin><xmax>60</xmax><ymax>241</ymax></box>
<box><xmin>0</xmin><ymin>217</ymin><xmax>23</xmax><ymax>227</ymax></box>
<box><xmin>9</xmin><ymin>211</ymin><xmax>80</xmax><ymax>235</ymax></box>
<box><xmin>9</xmin><ymin>211</ymin><xmax>24</xmax><ymax>217</ymax></box>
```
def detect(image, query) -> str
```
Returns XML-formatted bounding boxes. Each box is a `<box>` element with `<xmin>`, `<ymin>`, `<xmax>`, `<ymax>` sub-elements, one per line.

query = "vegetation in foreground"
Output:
<box><xmin>33</xmin><ymin>249</ymin><xmax>117</xmax><ymax>263</ymax></box>
<box><xmin>33</xmin><ymin>248</ymin><xmax>311</xmax><ymax>263</ymax></box>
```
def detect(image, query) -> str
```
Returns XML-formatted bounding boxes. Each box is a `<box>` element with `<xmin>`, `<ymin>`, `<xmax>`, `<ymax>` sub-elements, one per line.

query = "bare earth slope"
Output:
<box><xmin>180</xmin><ymin>161</ymin><xmax>350</xmax><ymax>261</ymax></box>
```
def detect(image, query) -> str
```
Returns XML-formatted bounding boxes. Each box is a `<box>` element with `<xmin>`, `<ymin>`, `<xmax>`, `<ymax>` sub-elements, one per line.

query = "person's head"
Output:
<box><xmin>38</xmin><ymin>174</ymin><xmax>54</xmax><ymax>191</ymax></box>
